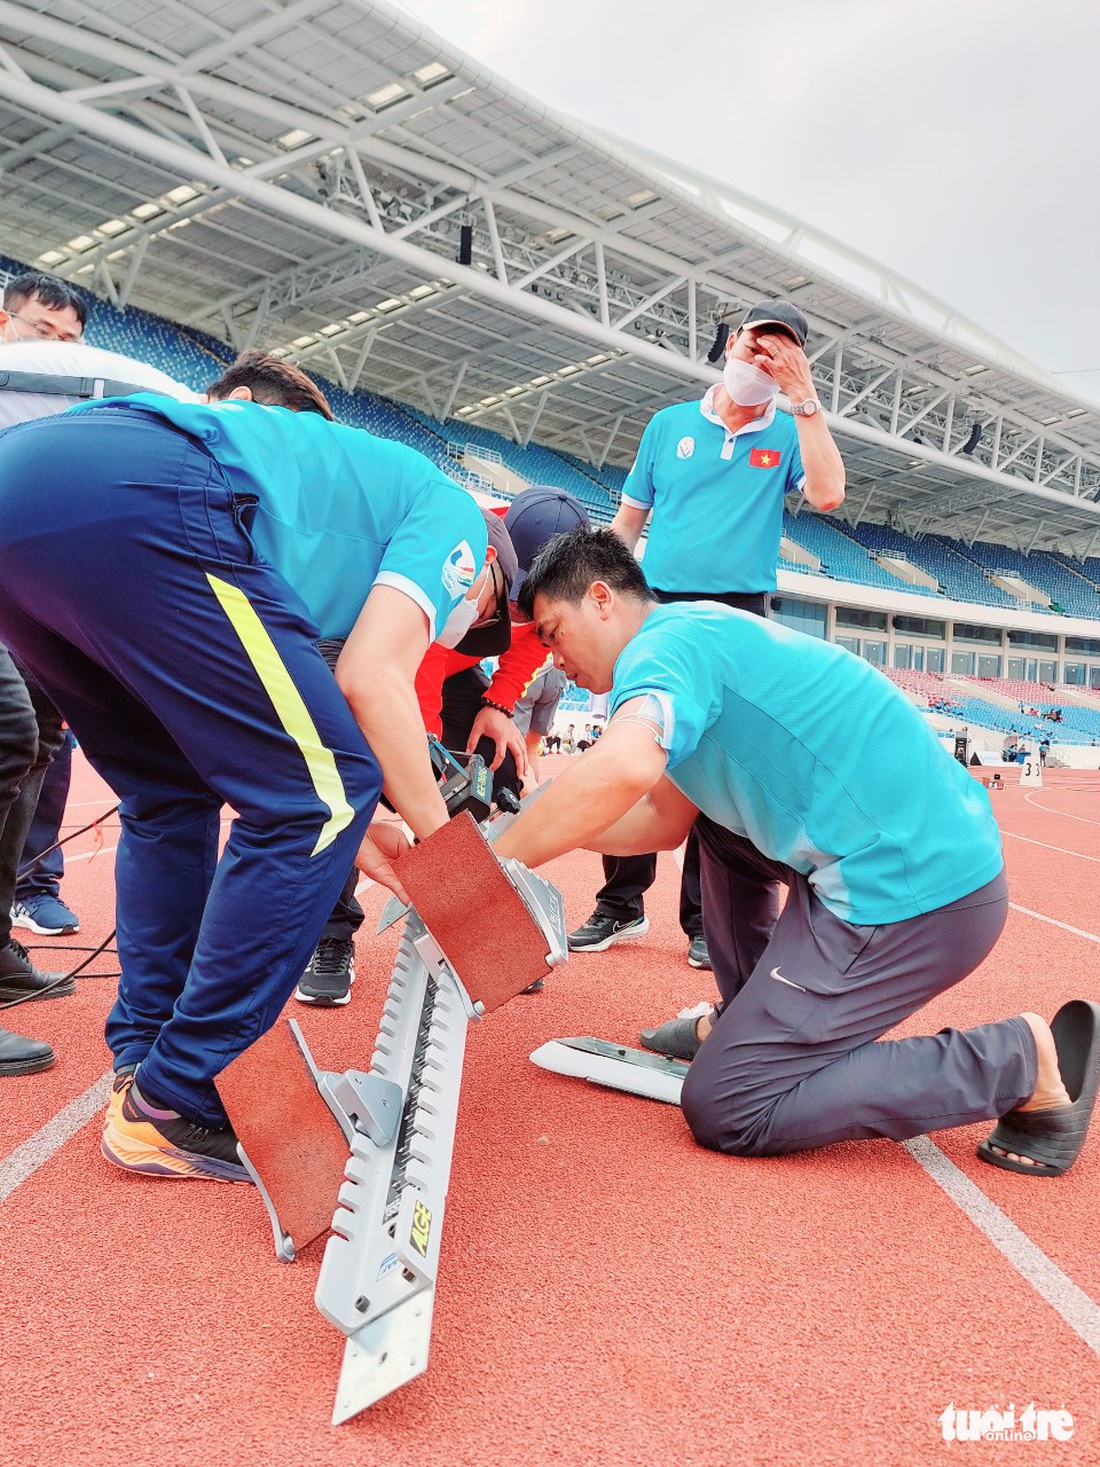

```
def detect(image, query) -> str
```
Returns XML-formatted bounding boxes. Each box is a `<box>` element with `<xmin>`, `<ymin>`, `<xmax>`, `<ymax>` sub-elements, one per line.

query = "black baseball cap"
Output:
<box><xmin>505</xmin><ymin>486</ymin><xmax>591</xmax><ymax>596</ymax></box>
<box><xmin>737</xmin><ymin>300</ymin><xmax>808</xmax><ymax>348</ymax></box>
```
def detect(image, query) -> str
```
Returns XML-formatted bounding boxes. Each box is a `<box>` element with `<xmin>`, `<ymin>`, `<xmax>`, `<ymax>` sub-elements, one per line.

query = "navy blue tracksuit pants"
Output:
<box><xmin>0</xmin><ymin>407</ymin><xmax>381</xmax><ymax>1125</ymax></box>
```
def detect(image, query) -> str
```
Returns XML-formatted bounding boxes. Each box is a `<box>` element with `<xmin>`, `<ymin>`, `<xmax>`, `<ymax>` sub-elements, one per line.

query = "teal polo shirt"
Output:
<box><xmin>67</xmin><ymin>395</ymin><xmax>487</xmax><ymax>640</ymax></box>
<box><xmin>610</xmin><ymin>604</ymin><xmax>1004</xmax><ymax>926</ymax></box>
<box><xmin>623</xmin><ymin>389</ymin><xmax>804</xmax><ymax>594</ymax></box>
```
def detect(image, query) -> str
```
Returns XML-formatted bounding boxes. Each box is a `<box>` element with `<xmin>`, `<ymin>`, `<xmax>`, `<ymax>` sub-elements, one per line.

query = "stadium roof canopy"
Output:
<box><xmin>3</xmin><ymin>0</ymin><xmax>1100</xmax><ymax>556</ymax></box>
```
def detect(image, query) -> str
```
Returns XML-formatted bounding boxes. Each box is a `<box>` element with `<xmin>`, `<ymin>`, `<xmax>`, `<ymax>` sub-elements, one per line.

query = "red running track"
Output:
<box><xmin>1</xmin><ymin>758</ymin><xmax>1098</xmax><ymax>1465</ymax></box>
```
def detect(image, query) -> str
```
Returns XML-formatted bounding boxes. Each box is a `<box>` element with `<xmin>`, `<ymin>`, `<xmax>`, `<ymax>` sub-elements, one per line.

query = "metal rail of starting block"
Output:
<box><xmin>219</xmin><ymin>810</ymin><xmax>566</xmax><ymax>1426</ymax></box>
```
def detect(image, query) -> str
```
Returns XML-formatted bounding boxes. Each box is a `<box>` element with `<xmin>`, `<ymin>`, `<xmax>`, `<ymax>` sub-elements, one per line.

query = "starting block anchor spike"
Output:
<box><xmin>236</xmin><ymin>1142</ymin><xmax>296</xmax><ymax>1264</ymax></box>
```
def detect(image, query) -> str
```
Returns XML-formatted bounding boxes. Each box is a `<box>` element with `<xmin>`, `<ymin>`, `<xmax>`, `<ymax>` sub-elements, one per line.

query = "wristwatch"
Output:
<box><xmin>790</xmin><ymin>398</ymin><xmax>820</xmax><ymax>417</ymax></box>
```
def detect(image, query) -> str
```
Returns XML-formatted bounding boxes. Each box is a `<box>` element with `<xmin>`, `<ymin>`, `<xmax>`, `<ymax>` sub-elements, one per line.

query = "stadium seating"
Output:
<box><xmin>16</xmin><ymin>249</ymin><xmax>1098</xmax><ymax>642</ymax></box>
<box><xmin>781</xmin><ymin>513</ymin><xmax>940</xmax><ymax>596</ymax></box>
<box><xmin>1036</xmin><ymin>551</ymin><xmax>1100</xmax><ymax>619</ymax></box>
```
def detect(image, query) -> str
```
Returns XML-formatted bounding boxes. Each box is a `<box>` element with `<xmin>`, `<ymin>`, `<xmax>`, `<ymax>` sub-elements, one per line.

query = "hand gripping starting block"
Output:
<box><xmin>217</xmin><ymin>812</ymin><xmax>566</xmax><ymax>1424</ymax></box>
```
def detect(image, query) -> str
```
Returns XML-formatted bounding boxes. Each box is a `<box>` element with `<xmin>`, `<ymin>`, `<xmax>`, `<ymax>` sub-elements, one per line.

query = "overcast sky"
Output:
<box><xmin>397</xmin><ymin>0</ymin><xmax>1100</xmax><ymax>403</ymax></box>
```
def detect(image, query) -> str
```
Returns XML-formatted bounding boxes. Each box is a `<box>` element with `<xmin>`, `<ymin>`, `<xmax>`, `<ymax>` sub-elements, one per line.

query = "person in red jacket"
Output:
<box><xmin>296</xmin><ymin>486</ymin><xmax>590</xmax><ymax>1006</ymax></box>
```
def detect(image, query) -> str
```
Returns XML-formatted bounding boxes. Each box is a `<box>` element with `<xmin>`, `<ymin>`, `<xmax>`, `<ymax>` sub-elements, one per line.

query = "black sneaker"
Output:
<box><xmin>687</xmin><ymin>934</ymin><xmax>711</xmax><ymax>969</ymax></box>
<box><xmin>0</xmin><ymin>937</ymin><xmax>75</xmax><ymax>1001</ymax></box>
<box><xmin>295</xmin><ymin>936</ymin><xmax>354</xmax><ymax>1006</ymax></box>
<box><xmin>101</xmin><ymin>1079</ymin><xmax>252</xmax><ymax>1182</ymax></box>
<box><xmin>567</xmin><ymin>912</ymin><xmax>650</xmax><ymax>953</ymax></box>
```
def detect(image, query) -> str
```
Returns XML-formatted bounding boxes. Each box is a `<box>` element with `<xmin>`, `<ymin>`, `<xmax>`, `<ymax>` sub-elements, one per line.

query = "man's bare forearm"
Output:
<box><xmin>493</xmin><ymin>736</ymin><xmax>665</xmax><ymax>868</ymax></box>
<box><xmin>797</xmin><ymin>414</ymin><xmax>846</xmax><ymax>511</ymax></box>
<box><xmin>343</xmin><ymin>669</ymin><xmax>448</xmax><ymax>840</ymax></box>
<box><xmin>586</xmin><ymin>779</ymin><xmax>698</xmax><ymax>855</ymax></box>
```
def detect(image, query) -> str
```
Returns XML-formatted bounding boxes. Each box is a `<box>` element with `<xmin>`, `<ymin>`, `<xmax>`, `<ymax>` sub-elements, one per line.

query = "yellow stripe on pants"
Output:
<box><xmin>205</xmin><ymin>572</ymin><xmax>355</xmax><ymax>856</ymax></box>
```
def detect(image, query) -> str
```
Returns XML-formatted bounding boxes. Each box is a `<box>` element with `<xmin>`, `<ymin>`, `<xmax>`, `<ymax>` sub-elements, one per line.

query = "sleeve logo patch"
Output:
<box><xmin>749</xmin><ymin>448</ymin><xmax>781</xmax><ymax>468</ymax></box>
<box><xmin>675</xmin><ymin>436</ymin><xmax>695</xmax><ymax>459</ymax></box>
<box><xmin>410</xmin><ymin>1198</ymin><xmax>432</xmax><ymax>1257</ymax></box>
<box><xmin>442</xmin><ymin>539</ymin><xmax>477</xmax><ymax>596</ymax></box>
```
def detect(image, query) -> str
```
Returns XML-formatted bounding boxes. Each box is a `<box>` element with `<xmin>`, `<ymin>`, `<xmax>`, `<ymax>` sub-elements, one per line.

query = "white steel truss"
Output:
<box><xmin>1</xmin><ymin>0</ymin><xmax>1098</xmax><ymax>556</ymax></box>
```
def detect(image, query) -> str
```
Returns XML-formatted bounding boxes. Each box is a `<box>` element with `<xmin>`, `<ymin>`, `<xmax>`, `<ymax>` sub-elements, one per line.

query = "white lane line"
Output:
<box><xmin>1001</xmin><ymin>829</ymin><xmax>1100</xmax><ymax>864</ymax></box>
<box><xmin>1025</xmin><ymin>790</ymin><xmax>1100</xmax><ymax>828</ymax></box>
<box><xmin>1009</xmin><ymin>902</ymin><xmax>1100</xmax><ymax>945</ymax></box>
<box><xmin>0</xmin><ymin>1071</ymin><xmax>111</xmax><ymax>1205</ymax></box>
<box><xmin>66</xmin><ymin>844</ymin><xmax>118</xmax><ymax>864</ymax></box>
<box><xmin>905</xmin><ymin>1136</ymin><xmax>1100</xmax><ymax>1356</ymax></box>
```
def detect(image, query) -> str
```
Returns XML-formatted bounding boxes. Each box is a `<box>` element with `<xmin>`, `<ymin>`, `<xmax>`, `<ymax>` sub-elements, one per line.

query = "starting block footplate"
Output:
<box><xmin>530</xmin><ymin>1036</ymin><xmax>688</xmax><ymax>1105</ymax></box>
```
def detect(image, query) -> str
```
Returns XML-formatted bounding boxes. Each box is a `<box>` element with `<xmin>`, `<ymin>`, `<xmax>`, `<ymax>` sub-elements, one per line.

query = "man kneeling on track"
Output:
<box><xmin>0</xmin><ymin>364</ymin><xmax>509</xmax><ymax>1183</ymax></box>
<box><xmin>492</xmin><ymin>530</ymin><xmax>1100</xmax><ymax>1178</ymax></box>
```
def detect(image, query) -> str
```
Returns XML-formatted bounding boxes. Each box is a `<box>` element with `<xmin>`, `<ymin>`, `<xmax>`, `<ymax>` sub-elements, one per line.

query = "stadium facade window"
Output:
<box><xmin>951</xmin><ymin>651</ymin><xmax>976</xmax><ymax>675</ymax></box>
<box><xmin>1007</xmin><ymin>630</ymin><xmax>1058</xmax><ymax>651</ymax></box>
<box><xmin>836</xmin><ymin>636</ymin><xmax>860</xmax><ymax>656</ymax></box>
<box><xmin>1064</xmin><ymin>662</ymin><xmax>1087</xmax><ymax>685</ymax></box>
<box><xmin>893</xmin><ymin>643</ymin><xmax>912</xmax><ymax>669</ymax></box>
<box><xmin>770</xmin><ymin>597</ymin><xmax>827</xmax><ymax>638</ymax></box>
<box><xmin>1091</xmin><ymin>667</ymin><xmax>1100</xmax><ymax>690</ymax></box>
<box><xmin>861</xmin><ymin>641</ymin><xmax>886</xmax><ymax>666</ymax></box>
<box><xmin>892</xmin><ymin>615</ymin><xmax>946</xmax><ymax>639</ymax></box>
<box><xmin>927</xmin><ymin>648</ymin><xmax>945</xmax><ymax>673</ymax></box>
<box><xmin>953</xmin><ymin>622</ymin><xmax>1003</xmax><ymax>645</ymax></box>
<box><xmin>1008</xmin><ymin>657</ymin><xmax>1027</xmax><ymax>680</ymax></box>
<box><xmin>1039</xmin><ymin>660</ymin><xmax>1058</xmax><ymax>683</ymax></box>
<box><xmin>1066</xmin><ymin>636</ymin><xmax>1100</xmax><ymax>656</ymax></box>
<box><xmin>835</xmin><ymin>607</ymin><xmax>887</xmax><ymax>632</ymax></box>
<box><xmin>977</xmin><ymin>654</ymin><xmax>1002</xmax><ymax>678</ymax></box>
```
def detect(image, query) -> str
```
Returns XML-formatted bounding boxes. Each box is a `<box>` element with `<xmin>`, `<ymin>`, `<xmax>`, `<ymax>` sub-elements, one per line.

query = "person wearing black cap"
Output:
<box><xmin>568</xmin><ymin>299</ymin><xmax>846</xmax><ymax>981</ymax></box>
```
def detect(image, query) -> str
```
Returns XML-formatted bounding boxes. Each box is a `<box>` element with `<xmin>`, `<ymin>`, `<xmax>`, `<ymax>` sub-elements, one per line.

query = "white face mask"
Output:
<box><xmin>437</xmin><ymin>591</ymin><xmax>481</xmax><ymax>648</ymax></box>
<box><xmin>722</xmin><ymin>354</ymin><xmax>779</xmax><ymax>408</ymax></box>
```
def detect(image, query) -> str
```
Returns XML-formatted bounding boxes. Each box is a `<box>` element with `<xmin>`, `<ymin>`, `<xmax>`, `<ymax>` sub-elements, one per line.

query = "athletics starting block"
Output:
<box><xmin>217</xmin><ymin>810</ymin><xmax>567</xmax><ymax>1424</ymax></box>
<box><xmin>530</xmin><ymin>1036</ymin><xmax>689</xmax><ymax>1105</ymax></box>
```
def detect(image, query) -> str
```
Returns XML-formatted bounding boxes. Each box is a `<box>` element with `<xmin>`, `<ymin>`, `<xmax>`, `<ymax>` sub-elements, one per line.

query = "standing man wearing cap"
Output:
<box><xmin>295</xmin><ymin>486</ymin><xmax>589</xmax><ymax>1007</ymax></box>
<box><xmin>567</xmin><ymin>300</ymin><xmax>845</xmax><ymax>981</ymax></box>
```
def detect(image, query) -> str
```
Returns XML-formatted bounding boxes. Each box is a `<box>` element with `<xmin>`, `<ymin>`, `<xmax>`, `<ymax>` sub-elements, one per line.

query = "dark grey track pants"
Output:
<box><xmin>681</xmin><ymin>816</ymin><xmax>1035</xmax><ymax>1157</ymax></box>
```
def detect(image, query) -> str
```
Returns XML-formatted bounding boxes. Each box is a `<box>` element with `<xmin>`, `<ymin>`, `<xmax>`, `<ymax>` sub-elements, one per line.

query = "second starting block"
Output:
<box><xmin>217</xmin><ymin>810</ymin><xmax>567</xmax><ymax>1424</ymax></box>
<box><xmin>530</xmin><ymin>1035</ymin><xmax>689</xmax><ymax>1105</ymax></box>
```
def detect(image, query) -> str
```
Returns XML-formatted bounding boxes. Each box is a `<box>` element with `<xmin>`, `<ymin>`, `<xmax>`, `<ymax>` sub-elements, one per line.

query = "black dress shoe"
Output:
<box><xmin>0</xmin><ymin>937</ymin><xmax>75</xmax><ymax>1001</ymax></box>
<box><xmin>0</xmin><ymin>1025</ymin><xmax>56</xmax><ymax>1076</ymax></box>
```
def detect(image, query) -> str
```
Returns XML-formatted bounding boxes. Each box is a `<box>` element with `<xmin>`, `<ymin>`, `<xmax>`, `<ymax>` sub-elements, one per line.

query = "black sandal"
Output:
<box><xmin>639</xmin><ymin>1012</ymin><xmax>710</xmax><ymax>1062</ymax></box>
<box><xmin>978</xmin><ymin>1000</ymin><xmax>1100</xmax><ymax>1177</ymax></box>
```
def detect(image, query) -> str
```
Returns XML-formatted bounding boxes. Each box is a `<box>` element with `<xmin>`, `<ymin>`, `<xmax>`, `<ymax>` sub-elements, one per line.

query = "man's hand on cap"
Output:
<box><xmin>754</xmin><ymin>334</ymin><xmax>816</xmax><ymax>403</ymax></box>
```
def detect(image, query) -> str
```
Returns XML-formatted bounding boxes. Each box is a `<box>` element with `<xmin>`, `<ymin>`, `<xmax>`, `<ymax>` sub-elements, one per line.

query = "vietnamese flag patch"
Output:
<box><xmin>749</xmin><ymin>448</ymin><xmax>782</xmax><ymax>468</ymax></box>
